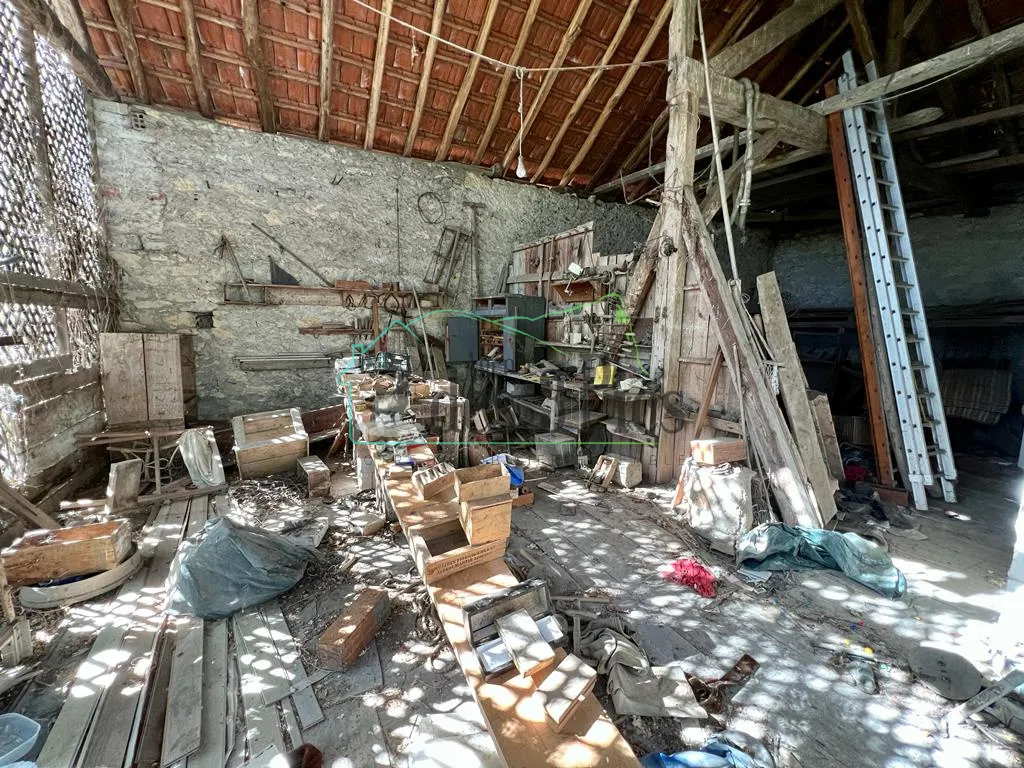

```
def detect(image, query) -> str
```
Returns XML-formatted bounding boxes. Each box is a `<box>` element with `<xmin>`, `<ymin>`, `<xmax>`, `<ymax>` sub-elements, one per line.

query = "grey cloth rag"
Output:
<box><xmin>577</xmin><ymin>619</ymin><xmax>707</xmax><ymax>720</ymax></box>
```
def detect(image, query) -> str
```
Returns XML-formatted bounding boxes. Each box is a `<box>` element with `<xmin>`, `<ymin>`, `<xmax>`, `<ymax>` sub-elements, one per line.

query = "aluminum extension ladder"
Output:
<box><xmin>838</xmin><ymin>52</ymin><xmax>957</xmax><ymax>510</ymax></box>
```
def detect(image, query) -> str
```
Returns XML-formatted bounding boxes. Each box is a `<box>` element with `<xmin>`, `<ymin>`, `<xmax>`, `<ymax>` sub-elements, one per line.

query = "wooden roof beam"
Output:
<box><xmin>364</xmin><ymin>0</ymin><xmax>393</xmax><ymax>150</ymax></box>
<box><xmin>967</xmin><ymin>0</ymin><xmax>1019</xmax><ymax>153</ymax></box>
<box><xmin>471</xmin><ymin>0</ymin><xmax>541</xmax><ymax>166</ymax></box>
<box><xmin>404</xmin><ymin>0</ymin><xmax>445</xmax><ymax>156</ymax></box>
<box><xmin>241</xmin><ymin>0</ymin><xmax>275</xmax><ymax>132</ymax></box>
<box><xmin>558</xmin><ymin>0</ymin><xmax>673</xmax><ymax>187</ymax></box>
<box><xmin>902</xmin><ymin>0</ymin><xmax>937</xmax><ymax>40</ymax></box>
<box><xmin>884</xmin><ymin>0</ymin><xmax>904</xmax><ymax>72</ymax></box>
<box><xmin>499</xmin><ymin>0</ymin><xmax>596</xmax><ymax>171</ymax></box>
<box><xmin>814</xmin><ymin>20</ymin><xmax>1024</xmax><ymax>114</ymax></box>
<box><xmin>710</xmin><ymin>0</ymin><xmax>843</xmax><ymax>78</ymax></box>
<box><xmin>843</xmin><ymin>0</ymin><xmax>877</xmax><ymax>66</ymax></box>
<box><xmin>317</xmin><ymin>0</ymin><xmax>335</xmax><ymax>141</ymax></box>
<box><xmin>685</xmin><ymin>57</ymin><xmax>828</xmax><ymax>151</ymax></box>
<box><xmin>180</xmin><ymin>0</ymin><xmax>212</xmax><ymax>117</ymax></box>
<box><xmin>11</xmin><ymin>0</ymin><xmax>114</xmax><ymax>97</ymax></box>
<box><xmin>708</xmin><ymin>0</ymin><xmax>764</xmax><ymax>56</ymax></box>
<box><xmin>435</xmin><ymin>0</ymin><xmax>499</xmax><ymax>161</ymax></box>
<box><xmin>529</xmin><ymin>0</ymin><xmax>642</xmax><ymax>182</ymax></box>
<box><xmin>776</xmin><ymin>18</ymin><xmax>848</xmax><ymax>99</ymax></box>
<box><xmin>106</xmin><ymin>0</ymin><xmax>149</xmax><ymax>101</ymax></box>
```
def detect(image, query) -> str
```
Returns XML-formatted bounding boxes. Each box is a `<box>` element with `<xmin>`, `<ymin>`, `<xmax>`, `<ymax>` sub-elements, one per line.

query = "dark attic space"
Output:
<box><xmin>2</xmin><ymin>0</ymin><xmax>1024</xmax><ymax>766</ymax></box>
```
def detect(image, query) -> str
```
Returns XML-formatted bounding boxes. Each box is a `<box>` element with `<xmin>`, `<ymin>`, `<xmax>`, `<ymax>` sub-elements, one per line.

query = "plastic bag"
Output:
<box><xmin>167</xmin><ymin>516</ymin><xmax>321</xmax><ymax>619</ymax></box>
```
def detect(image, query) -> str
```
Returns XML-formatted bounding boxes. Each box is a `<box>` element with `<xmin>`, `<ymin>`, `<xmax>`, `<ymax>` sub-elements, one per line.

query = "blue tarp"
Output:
<box><xmin>735</xmin><ymin>523</ymin><xmax>907</xmax><ymax>599</ymax></box>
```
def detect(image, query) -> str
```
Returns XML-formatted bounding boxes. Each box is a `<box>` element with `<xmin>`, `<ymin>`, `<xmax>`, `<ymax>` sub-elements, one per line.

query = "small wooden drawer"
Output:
<box><xmin>409</xmin><ymin>518</ymin><xmax>506</xmax><ymax>584</ymax></box>
<box><xmin>459</xmin><ymin>494</ymin><xmax>513</xmax><ymax>545</ymax></box>
<box><xmin>454</xmin><ymin>463</ymin><xmax>511</xmax><ymax>502</ymax></box>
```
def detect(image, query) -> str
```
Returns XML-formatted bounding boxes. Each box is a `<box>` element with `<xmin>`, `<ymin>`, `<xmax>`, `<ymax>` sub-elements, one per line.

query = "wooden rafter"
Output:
<box><xmin>618</xmin><ymin>106</ymin><xmax>669</xmax><ymax>177</ymax></box>
<box><xmin>814</xmin><ymin>21</ymin><xmax>1024</xmax><ymax>114</ymax></box>
<box><xmin>557</xmin><ymin>0</ymin><xmax>672</xmax><ymax>187</ymax></box>
<box><xmin>179</xmin><ymin>0</ymin><xmax>212</xmax><ymax>118</ymax></box>
<box><xmin>776</xmin><ymin>18</ymin><xmax>848</xmax><ymax>99</ymax></box>
<box><xmin>471</xmin><ymin>0</ymin><xmax>541</xmax><ymax>166</ymax></box>
<box><xmin>364</xmin><ymin>0</ymin><xmax>393</xmax><ymax>150</ymax></box>
<box><xmin>11</xmin><ymin>0</ymin><xmax>114</xmax><ymax>97</ymax></box>
<box><xmin>797</xmin><ymin>55</ymin><xmax>841</xmax><ymax>104</ymax></box>
<box><xmin>756</xmin><ymin>33</ymin><xmax>801</xmax><ymax>84</ymax></box>
<box><xmin>435</xmin><ymin>0</ymin><xmax>499</xmax><ymax>161</ymax></box>
<box><xmin>843</xmin><ymin>0</ymin><xmax>877</xmax><ymax>65</ymax></box>
<box><xmin>499</xmin><ymin>0</ymin><xmax>595</xmax><ymax>171</ymax></box>
<box><xmin>902</xmin><ymin>0</ymin><xmax>937</xmax><ymax>40</ymax></box>
<box><xmin>710</xmin><ymin>0</ymin><xmax>843</xmax><ymax>78</ymax></box>
<box><xmin>404</xmin><ymin>0</ymin><xmax>445</xmax><ymax>156</ymax></box>
<box><xmin>884</xmin><ymin>0</ymin><xmax>905</xmax><ymax>72</ymax></box>
<box><xmin>317</xmin><ymin>0</ymin><xmax>335</xmax><ymax>141</ymax></box>
<box><xmin>708</xmin><ymin>0</ymin><xmax>764</xmax><ymax>56</ymax></box>
<box><xmin>241</xmin><ymin>0</ymin><xmax>275</xmax><ymax>132</ymax></box>
<box><xmin>106</xmin><ymin>0</ymin><xmax>149</xmax><ymax>102</ymax></box>
<box><xmin>529</xmin><ymin>0</ymin><xmax>642</xmax><ymax>182</ymax></box>
<box><xmin>967</xmin><ymin>0</ymin><xmax>1019</xmax><ymax>153</ymax></box>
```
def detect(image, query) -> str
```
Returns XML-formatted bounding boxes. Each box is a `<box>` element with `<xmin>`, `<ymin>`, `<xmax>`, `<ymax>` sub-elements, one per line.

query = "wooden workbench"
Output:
<box><xmin>366</xmin><ymin>437</ymin><xmax>640</xmax><ymax>767</ymax></box>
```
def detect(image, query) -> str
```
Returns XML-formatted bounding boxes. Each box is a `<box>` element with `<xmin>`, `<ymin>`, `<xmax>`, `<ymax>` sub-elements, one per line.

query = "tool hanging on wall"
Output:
<box><xmin>250</xmin><ymin>222</ymin><xmax>332</xmax><ymax>287</ymax></box>
<box><xmin>214</xmin><ymin>235</ymin><xmax>253</xmax><ymax>301</ymax></box>
<box><xmin>424</xmin><ymin>226</ymin><xmax>472</xmax><ymax>299</ymax></box>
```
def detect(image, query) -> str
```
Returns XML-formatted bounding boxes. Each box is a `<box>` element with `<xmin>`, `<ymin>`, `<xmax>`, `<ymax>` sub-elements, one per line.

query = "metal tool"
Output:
<box><xmin>839</xmin><ymin>53</ymin><xmax>957</xmax><ymax>509</ymax></box>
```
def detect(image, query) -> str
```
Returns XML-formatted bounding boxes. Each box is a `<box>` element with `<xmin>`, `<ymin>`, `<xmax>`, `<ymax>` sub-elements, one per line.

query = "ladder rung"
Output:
<box><xmin>880</xmin><ymin>203</ymin><xmax>900</xmax><ymax>212</ymax></box>
<box><xmin>891</xmin><ymin>256</ymin><xmax>910</xmax><ymax>263</ymax></box>
<box><xmin>870</xmin><ymin>152</ymin><xmax>890</xmax><ymax>162</ymax></box>
<box><xmin>911</xmin><ymin>362</ymin><xmax>929</xmax><ymax>371</ymax></box>
<box><xmin>886</xmin><ymin>229</ymin><xmax>905</xmax><ymax>237</ymax></box>
<box><xmin>906</xmin><ymin>335</ymin><xmax>923</xmax><ymax>343</ymax></box>
<box><xmin>927</xmin><ymin>446</ymin><xmax>946</xmax><ymax>456</ymax></box>
<box><xmin>901</xmin><ymin>309</ymin><xmax>920</xmax><ymax>317</ymax></box>
<box><xmin>895</xmin><ymin>281</ymin><xmax>913</xmax><ymax>289</ymax></box>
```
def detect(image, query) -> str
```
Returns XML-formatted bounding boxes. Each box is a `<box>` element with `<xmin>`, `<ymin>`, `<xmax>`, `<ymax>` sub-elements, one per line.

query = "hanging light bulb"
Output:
<box><xmin>515</xmin><ymin>154</ymin><xmax>527</xmax><ymax>179</ymax></box>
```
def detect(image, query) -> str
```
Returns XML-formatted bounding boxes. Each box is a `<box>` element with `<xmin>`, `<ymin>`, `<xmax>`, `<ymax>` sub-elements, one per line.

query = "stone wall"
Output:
<box><xmin>94</xmin><ymin>101</ymin><xmax>654</xmax><ymax>419</ymax></box>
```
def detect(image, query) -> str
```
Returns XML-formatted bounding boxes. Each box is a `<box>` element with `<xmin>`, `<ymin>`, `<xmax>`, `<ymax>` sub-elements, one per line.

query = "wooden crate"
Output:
<box><xmin>317</xmin><ymin>587</ymin><xmax>390</xmax><ymax>669</ymax></box>
<box><xmin>409</xmin><ymin>518</ymin><xmax>506</xmax><ymax>585</ymax></box>
<box><xmin>297</xmin><ymin>456</ymin><xmax>331</xmax><ymax>498</ymax></box>
<box><xmin>232</xmin><ymin>408</ymin><xmax>309</xmax><ymax>479</ymax></box>
<box><xmin>454</xmin><ymin>463</ymin><xmax>510</xmax><ymax>502</ymax></box>
<box><xmin>690</xmin><ymin>438</ymin><xmax>747</xmax><ymax>465</ymax></box>
<box><xmin>459</xmin><ymin>494</ymin><xmax>513</xmax><ymax>545</ymax></box>
<box><xmin>2</xmin><ymin>520</ymin><xmax>132</xmax><ymax>586</ymax></box>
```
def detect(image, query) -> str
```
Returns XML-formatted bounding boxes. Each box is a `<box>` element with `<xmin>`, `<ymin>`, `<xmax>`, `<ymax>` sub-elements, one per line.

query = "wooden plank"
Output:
<box><xmin>692</xmin><ymin>347</ymin><xmax>724</xmax><ymax>437</ymax></box>
<box><xmin>814</xmin><ymin>21</ymin><xmax>1024</xmax><ymax>113</ymax></box>
<box><xmin>185</xmin><ymin>620</ymin><xmax>227</xmax><ymax>768</ymax></box>
<box><xmin>241</xmin><ymin>0</ymin><xmax>275</xmax><ymax>132</ymax></box>
<box><xmin>0</xmin><ymin>475</ymin><xmax>60</xmax><ymax>529</ymax></box>
<box><xmin>2</xmin><ymin>519</ymin><xmax>130</xmax><ymax>585</ymax></box>
<box><xmin>260</xmin><ymin>601</ymin><xmax>324</xmax><ymax>730</ymax></box>
<box><xmin>530</xmin><ymin>0</ymin><xmax>642</xmax><ymax>181</ymax></box>
<box><xmin>179</xmin><ymin>0</ymin><xmax>212</xmax><ymax>117</ymax></box>
<box><xmin>144</xmin><ymin>334</ymin><xmax>184</xmax><ymax>423</ymax></box>
<box><xmin>684</xmin><ymin>57</ymin><xmax>827</xmax><ymax>152</ymax></box>
<box><xmin>104</xmin><ymin>458</ymin><xmax>142</xmax><ymax>514</ymax></box>
<box><xmin>161</xmin><ymin>496</ymin><xmax>207</xmax><ymax>767</ymax></box>
<box><xmin>12</xmin><ymin>365</ymin><xmax>98</xmax><ymax>404</ymax></box>
<box><xmin>499</xmin><ymin>0</ymin><xmax>596</xmax><ymax>170</ymax></box>
<box><xmin>537</xmin><ymin>653</ymin><xmax>597</xmax><ymax>731</ymax></box>
<box><xmin>495</xmin><ymin>609</ymin><xmax>555</xmax><ymax>677</ymax></box>
<box><xmin>808</xmin><ymin>390</ymin><xmax>845</xmax><ymax>482</ymax></box>
<box><xmin>80</xmin><ymin>499</ymin><xmax>188</xmax><ymax>768</ymax></box>
<box><xmin>11</xmin><ymin>0</ymin><xmax>114</xmax><ymax>97</ymax></box>
<box><xmin>682</xmin><ymin>189</ymin><xmax>823</xmax><ymax>527</ymax></box>
<box><xmin>558</xmin><ymin>0</ymin><xmax>673</xmax><ymax>187</ymax></box>
<box><xmin>105</xmin><ymin>0</ymin><xmax>149</xmax><ymax>101</ymax></box>
<box><xmin>101</xmin><ymin>332</ymin><xmax>148</xmax><ymax>426</ymax></box>
<box><xmin>825</xmin><ymin>82</ymin><xmax>895</xmax><ymax>487</ymax></box>
<box><xmin>231</xmin><ymin>619</ymin><xmax>284</xmax><ymax>760</ymax></box>
<box><xmin>317</xmin><ymin>0</ymin><xmax>335</xmax><ymax>141</ymax></box>
<box><xmin>403</xmin><ymin>0</ymin><xmax>446</xmax><ymax>156</ymax></box>
<box><xmin>234</xmin><ymin>608</ymin><xmax>291</xmax><ymax>705</ymax></box>
<box><xmin>843</xmin><ymin>0</ymin><xmax>877</xmax><ymax>66</ymax></box>
<box><xmin>435</xmin><ymin>0</ymin><xmax>499</xmax><ymax>161</ymax></box>
<box><xmin>899</xmin><ymin>103</ymin><xmax>1024</xmax><ymax>140</ymax></box>
<box><xmin>757</xmin><ymin>272</ymin><xmax>838</xmax><ymax>525</ymax></box>
<box><xmin>0</xmin><ymin>271</ymin><xmax>112</xmax><ymax>311</ymax></box>
<box><xmin>471</xmin><ymin>0</ymin><xmax>541</xmax><ymax>165</ymax></box>
<box><xmin>363</xmin><ymin>0</ymin><xmax>393</xmax><ymax>150</ymax></box>
<box><xmin>710</xmin><ymin>0</ymin><xmax>843</xmax><ymax>77</ymax></box>
<box><xmin>317</xmin><ymin>587</ymin><xmax>390</xmax><ymax>669</ymax></box>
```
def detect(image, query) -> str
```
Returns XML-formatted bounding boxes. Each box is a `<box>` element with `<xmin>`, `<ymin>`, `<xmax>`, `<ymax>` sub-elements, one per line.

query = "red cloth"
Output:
<box><xmin>662</xmin><ymin>557</ymin><xmax>717</xmax><ymax>598</ymax></box>
<box><xmin>845</xmin><ymin>464</ymin><xmax>870</xmax><ymax>483</ymax></box>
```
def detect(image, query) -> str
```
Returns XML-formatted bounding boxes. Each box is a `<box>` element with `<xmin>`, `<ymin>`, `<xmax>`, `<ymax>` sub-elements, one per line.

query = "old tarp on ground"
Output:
<box><xmin>167</xmin><ymin>516</ymin><xmax>320</xmax><ymax>619</ymax></box>
<box><xmin>735</xmin><ymin>523</ymin><xmax>907</xmax><ymax>598</ymax></box>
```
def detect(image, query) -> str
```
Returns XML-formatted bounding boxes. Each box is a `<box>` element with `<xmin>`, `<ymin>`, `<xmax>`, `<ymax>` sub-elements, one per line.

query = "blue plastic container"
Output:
<box><xmin>0</xmin><ymin>713</ymin><xmax>40</xmax><ymax>765</ymax></box>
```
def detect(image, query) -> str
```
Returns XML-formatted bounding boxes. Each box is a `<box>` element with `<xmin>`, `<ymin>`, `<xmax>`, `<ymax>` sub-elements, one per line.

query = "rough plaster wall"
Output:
<box><xmin>94</xmin><ymin>101</ymin><xmax>654</xmax><ymax>419</ymax></box>
<box><xmin>773</xmin><ymin>205</ymin><xmax>1024</xmax><ymax>404</ymax></box>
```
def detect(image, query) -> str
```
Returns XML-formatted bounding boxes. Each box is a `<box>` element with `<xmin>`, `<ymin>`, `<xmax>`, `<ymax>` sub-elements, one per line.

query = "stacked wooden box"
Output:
<box><xmin>409</xmin><ymin>463</ymin><xmax>512</xmax><ymax>584</ymax></box>
<box><xmin>232</xmin><ymin>408</ymin><xmax>309</xmax><ymax>479</ymax></box>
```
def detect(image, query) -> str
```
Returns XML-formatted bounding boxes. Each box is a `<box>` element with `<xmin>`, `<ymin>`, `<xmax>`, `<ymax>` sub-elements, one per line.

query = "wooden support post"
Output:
<box><xmin>317</xmin><ymin>0</ymin><xmax>335</xmax><ymax>141</ymax></box>
<box><xmin>241</xmin><ymin>0</ymin><xmax>275</xmax><ymax>133</ymax></box>
<box><xmin>364</xmin><ymin>0</ymin><xmax>393</xmax><ymax>150</ymax></box>
<box><xmin>825</xmin><ymin>80</ymin><xmax>895</xmax><ymax>488</ymax></box>
<box><xmin>105</xmin><ymin>0</ymin><xmax>149</xmax><ymax>102</ymax></box>
<box><xmin>404</xmin><ymin>0</ymin><xmax>446</xmax><ymax>156</ymax></box>
<box><xmin>843</xmin><ymin>0</ymin><xmax>877</xmax><ymax>66</ymax></box>
<box><xmin>884</xmin><ymin>0</ymin><xmax>905</xmax><ymax>73</ymax></box>
<box><xmin>758</xmin><ymin>272</ymin><xmax>838</xmax><ymax>524</ymax></box>
<box><xmin>179</xmin><ymin>0</ymin><xmax>212</xmax><ymax>117</ymax></box>
<box><xmin>11</xmin><ymin>0</ymin><xmax>114</xmax><ymax>97</ymax></box>
<box><xmin>435</xmin><ymin>0</ymin><xmax>499</xmax><ymax>161</ymax></box>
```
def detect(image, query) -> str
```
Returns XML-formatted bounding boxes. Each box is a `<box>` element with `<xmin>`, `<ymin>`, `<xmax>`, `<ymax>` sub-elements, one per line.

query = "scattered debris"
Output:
<box><xmin>661</xmin><ymin>557</ymin><xmax>718</xmax><ymax>598</ymax></box>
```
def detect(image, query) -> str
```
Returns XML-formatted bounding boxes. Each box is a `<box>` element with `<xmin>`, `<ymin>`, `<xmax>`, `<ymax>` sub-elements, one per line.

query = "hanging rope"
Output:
<box><xmin>732</xmin><ymin>77</ymin><xmax>759</xmax><ymax>234</ymax></box>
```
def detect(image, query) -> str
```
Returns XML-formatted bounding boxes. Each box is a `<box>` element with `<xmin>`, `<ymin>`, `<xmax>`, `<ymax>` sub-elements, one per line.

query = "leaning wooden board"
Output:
<box><xmin>373</xmin><ymin>443</ymin><xmax>639</xmax><ymax>768</ymax></box>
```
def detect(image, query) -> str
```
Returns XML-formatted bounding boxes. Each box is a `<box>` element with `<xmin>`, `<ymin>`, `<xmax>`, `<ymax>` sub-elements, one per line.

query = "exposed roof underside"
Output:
<box><xmin>73</xmin><ymin>0</ymin><xmax>1024</xmax><ymax>207</ymax></box>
